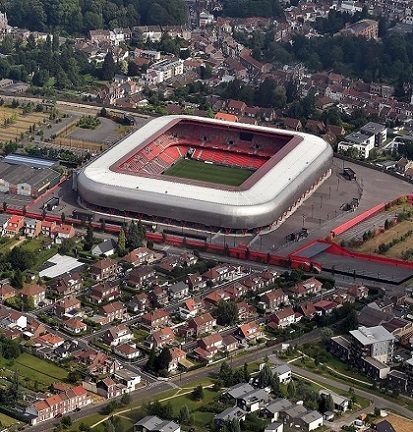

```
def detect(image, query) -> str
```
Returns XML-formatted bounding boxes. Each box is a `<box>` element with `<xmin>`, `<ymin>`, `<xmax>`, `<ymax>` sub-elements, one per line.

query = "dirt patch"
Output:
<box><xmin>355</xmin><ymin>220</ymin><xmax>413</xmax><ymax>255</ymax></box>
<box><xmin>376</xmin><ymin>413</ymin><xmax>413</xmax><ymax>432</ymax></box>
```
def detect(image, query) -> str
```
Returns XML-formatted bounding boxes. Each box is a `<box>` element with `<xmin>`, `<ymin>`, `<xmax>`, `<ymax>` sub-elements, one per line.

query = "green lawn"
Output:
<box><xmin>0</xmin><ymin>412</ymin><xmax>21</xmax><ymax>427</ymax></box>
<box><xmin>0</xmin><ymin>352</ymin><xmax>68</xmax><ymax>389</ymax></box>
<box><xmin>164</xmin><ymin>159</ymin><xmax>254</xmax><ymax>186</ymax></box>
<box><xmin>20</xmin><ymin>237</ymin><xmax>58</xmax><ymax>271</ymax></box>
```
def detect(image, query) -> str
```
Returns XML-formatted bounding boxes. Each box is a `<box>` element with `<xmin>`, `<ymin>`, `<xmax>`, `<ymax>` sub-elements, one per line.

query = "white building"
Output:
<box><xmin>145</xmin><ymin>59</ymin><xmax>184</xmax><ymax>85</ymax></box>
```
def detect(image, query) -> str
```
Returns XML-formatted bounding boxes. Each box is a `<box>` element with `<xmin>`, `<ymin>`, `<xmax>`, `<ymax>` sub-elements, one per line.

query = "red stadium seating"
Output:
<box><xmin>114</xmin><ymin>122</ymin><xmax>288</xmax><ymax>176</ymax></box>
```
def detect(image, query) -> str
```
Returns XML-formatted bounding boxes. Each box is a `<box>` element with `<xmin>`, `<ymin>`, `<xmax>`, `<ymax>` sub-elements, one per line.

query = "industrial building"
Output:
<box><xmin>0</xmin><ymin>162</ymin><xmax>60</xmax><ymax>197</ymax></box>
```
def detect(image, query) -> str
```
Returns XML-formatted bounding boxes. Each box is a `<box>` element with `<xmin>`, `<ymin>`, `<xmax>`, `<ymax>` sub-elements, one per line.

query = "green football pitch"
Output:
<box><xmin>163</xmin><ymin>158</ymin><xmax>254</xmax><ymax>186</ymax></box>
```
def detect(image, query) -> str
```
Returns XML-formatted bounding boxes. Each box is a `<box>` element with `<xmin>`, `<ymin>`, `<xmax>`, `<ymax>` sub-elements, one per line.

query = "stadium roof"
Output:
<box><xmin>80</xmin><ymin>116</ymin><xmax>330</xmax><ymax>207</ymax></box>
<box><xmin>77</xmin><ymin>116</ymin><xmax>332</xmax><ymax>229</ymax></box>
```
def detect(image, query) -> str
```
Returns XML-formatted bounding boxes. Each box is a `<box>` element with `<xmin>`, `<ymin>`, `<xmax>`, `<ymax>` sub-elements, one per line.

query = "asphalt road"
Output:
<box><xmin>26</xmin><ymin>327</ymin><xmax>413</xmax><ymax>431</ymax></box>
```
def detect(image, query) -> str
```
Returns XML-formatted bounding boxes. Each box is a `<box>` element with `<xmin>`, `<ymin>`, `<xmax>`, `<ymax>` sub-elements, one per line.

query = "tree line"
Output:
<box><xmin>3</xmin><ymin>0</ymin><xmax>187</xmax><ymax>34</ymax></box>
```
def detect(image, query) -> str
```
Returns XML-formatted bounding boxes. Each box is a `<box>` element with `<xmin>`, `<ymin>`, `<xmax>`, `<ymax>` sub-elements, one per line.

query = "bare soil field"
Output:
<box><xmin>0</xmin><ymin>107</ymin><xmax>47</xmax><ymax>142</ymax></box>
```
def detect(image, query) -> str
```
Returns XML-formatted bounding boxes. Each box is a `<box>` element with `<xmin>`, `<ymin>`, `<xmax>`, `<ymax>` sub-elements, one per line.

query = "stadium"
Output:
<box><xmin>75</xmin><ymin>115</ymin><xmax>333</xmax><ymax>232</ymax></box>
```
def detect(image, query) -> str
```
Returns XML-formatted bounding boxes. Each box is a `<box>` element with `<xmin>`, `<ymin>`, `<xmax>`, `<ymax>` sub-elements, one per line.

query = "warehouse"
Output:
<box><xmin>0</xmin><ymin>162</ymin><xmax>60</xmax><ymax>197</ymax></box>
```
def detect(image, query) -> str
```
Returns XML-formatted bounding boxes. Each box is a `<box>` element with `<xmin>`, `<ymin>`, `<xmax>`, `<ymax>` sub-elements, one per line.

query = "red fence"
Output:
<box><xmin>331</xmin><ymin>194</ymin><xmax>413</xmax><ymax>238</ymax></box>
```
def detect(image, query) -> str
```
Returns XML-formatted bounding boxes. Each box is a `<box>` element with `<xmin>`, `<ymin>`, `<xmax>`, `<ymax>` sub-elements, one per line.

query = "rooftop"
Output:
<box><xmin>350</xmin><ymin>325</ymin><xmax>395</xmax><ymax>345</ymax></box>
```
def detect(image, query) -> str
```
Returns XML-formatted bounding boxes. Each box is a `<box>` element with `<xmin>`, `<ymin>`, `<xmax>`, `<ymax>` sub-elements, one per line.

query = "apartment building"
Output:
<box><xmin>145</xmin><ymin>59</ymin><xmax>184</xmax><ymax>85</ymax></box>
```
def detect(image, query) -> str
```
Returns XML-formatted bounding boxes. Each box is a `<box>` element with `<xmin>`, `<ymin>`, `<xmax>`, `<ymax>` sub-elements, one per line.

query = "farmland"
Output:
<box><xmin>0</xmin><ymin>106</ymin><xmax>47</xmax><ymax>143</ymax></box>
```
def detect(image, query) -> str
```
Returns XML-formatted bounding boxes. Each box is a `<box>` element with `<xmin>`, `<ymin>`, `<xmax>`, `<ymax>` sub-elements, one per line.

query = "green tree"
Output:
<box><xmin>11</xmin><ymin>268</ymin><xmax>23</xmax><ymax>289</ymax></box>
<box><xmin>84</xmin><ymin>224</ymin><xmax>94</xmax><ymax>251</ymax></box>
<box><xmin>117</xmin><ymin>228</ymin><xmax>126</xmax><ymax>256</ymax></box>
<box><xmin>61</xmin><ymin>416</ymin><xmax>72</xmax><ymax>428</ymax></box>
<box><xmin>120</xmin><ymin>393</ymin><xmax>131</xmax><ymax>406</ymax></box>
<box><xmin>257</xmin><ymin>364</ymin><xmax>273</xmax><ymax>388</ymax></box>
<box><xmin>192</xmin><ymin>384</ymin><xmax>204</xmax><ymax>400</ymax></box>
<box><xmin>154</xmin><ymin>347</ymin><xmax>172</xmax><ymax>373</ymax></box>
<box><xmin>100</xmin><ymin>52</ymin><xmax>116</xmax><ymax>81</ymax></box>
<box><xmin>287</xmin><ymin>380</ymin><xmax>296</xmax><ymax>399</ymax></box>
<box><xmin>179</xmin><ymin>404</ymin><xmax>191</xmax><ymax>423</ymax></box>
<box><xmin>340</xmin><ymin>308</ymin><xmax>358</xmax><ymax>333</ymax></box>
<box><xmin>214</xmin><ymin>300</ymin><xmax>238</xmax><ymax>326</ymax></box>
<box><xmin>146</xmin><ymin>347</ymin><xmax>156</xmax><ymax>371</ymax></box>
<box><xmin>219</xmin><ymin>361</ymin><xmax>234</xmax><ymax>386</ymax></box>
<box><xmin>320</xmin><ymin>393</ymin><xmax>334</xmax><ymax>413</ymax></box>
<box><xmin>127</xmin><ymin>221</ymin><xmax>144</xmax><ymax>250</ymax></box>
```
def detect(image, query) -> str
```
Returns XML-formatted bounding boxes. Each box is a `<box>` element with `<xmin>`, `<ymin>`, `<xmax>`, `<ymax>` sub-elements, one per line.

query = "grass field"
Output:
<box><xmin>0</xmin><ymin>352</ymin><xmax>68</xmax><ymax>390</ymax></box>
<box><xmin>164</xmin><ymin>159</ymin><xmax>254</xmax><ymax>186</ymax></box>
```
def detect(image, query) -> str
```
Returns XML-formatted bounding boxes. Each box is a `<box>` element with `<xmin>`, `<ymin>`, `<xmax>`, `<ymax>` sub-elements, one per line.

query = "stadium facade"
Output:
<box><xmin>75</xmin><ymin>115</ymin><xmax>333</xmax><ymax>231</ymax></box>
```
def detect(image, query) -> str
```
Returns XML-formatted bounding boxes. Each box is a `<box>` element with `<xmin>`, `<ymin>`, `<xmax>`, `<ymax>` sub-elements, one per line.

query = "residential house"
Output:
<box><xmin>289</xmin><ymin>277</ymin><xmax>323</xmax><ymax>299</ymax></box>
<box><xmin>168</xmin><ymin>281</ymin><xmax>189</xmax><ymax>300</ymax></box>
<box><xmin>127</xmin><ymin>266</ymin><xmax>157</xmax><ymax>289</ymax></box>
<box><xmin>151</xmin><ymin>285</ymin><xmax>169</xmax><ymax>306</ymax></box>
<box><xmin>227</xmin><ymin>100</ymin><xmax>247</xmax><ymax>116</ymax></box>
<box><xmin>271</xmin><ymin>364</ymin><xmax>292</xmax><ymax>384</ymax></box>
<box><xmin>260</xmin><ymin>289</ymin><xmax>289</xmax><ymax>311</ymax></box>
<box><xmin>4</xmin><ymin>215</ymin><xmax>24</xmax><ymax>237</ymax></box>
<box><xmin>280</xmin><ymin>406</ymin><xmax>323</xmax><ymax>432</ymax></box>
<box><xmin>20</xmin><ymin>284</ymin><xmax>46</xmax><ymax>307</ymax></box>
<box><xmin>149</xmin><ymin>327</ymin><xmax>175</xmax><ymax>350</ymax></box>
<box><xmin>260</xmin><ymin>269</ymin><xmax>279</xmax><ymax>286</ymax></box>
<box><xmin>53</xmin><ymin>224</ymin><xmax>76</xmax><ymax>244</ymax></box>
<box><xmin>214</xmin><ymin>407</ymin><xmax>247</xmax><ymax>427</ymax></box>
<box><xmin>223</xmin><ymin>334</ymin><xmax>239</xmax><ymax>352</ymax></box>
<box><xmin>127</xmin><ymin>292</ymin><xmax>149</xmax><ymax>313</ymax></box>
<box><xmin>34</xmin><ymin>333</ymin><xmax>65</xmax><ymax>349</ymax></box>
<box><xmin>298</xmin><ymin>301</ymin><xmax>317</xmax><ymax>318</ymax></box>
<box><xmin>188</xmin><ymin>312</ymin><xmax>216</xmax><ymax>336</ymax></box>
<box><xmin>314</xmin><ymin>300</ymin><xmax>338</xmax><ymax>316</ymax></box>
<box><xmin>114</xmin><ymin>342</ymin><xmax>141</xmax><ymax>360</ymax></box>
<box><xmin>89</xmin><ymin>282</ymin><xmax>120</xmax><ymax>304</ymax></box>
<box><xmin>179</xmin><ymin>298</ymin><xmax>201</xmax><ymax>319</ymax></box>
<box><xmin>202</xmin><ymin>264</ymin><xmax>240</xmax><ymax>284</ymax></box>
<box><xmin>90</xmin><ymin>258</ymin><xmax>119</xmax><ymax>281</ymax></box>
<box><xmin>237</xmin><ymin>301</ymin><xmax>257</xmax><ymax>320</ymax></box>
<box><xmin>123</xmin><ymin>247</ymin><xmax>162</xmax><ymax>267</ymax></box>
<box><xmin>134</xmin><ymin>416</ymin><xmax>180</xmax><ymax>432</ymax></box>
<box><xmin>50</xmin><ymin>272</ymin><xmax>82</xmax><ymax>298</ymax></box>
<box><xmin>197</xmin><ymin>333</ymin><xmax>224</xmax><ymax>358</ymax></box>
<box><xmin>54</xmin><ymin>297</ymin><xmax>81</xmax><ymax>317</ymax></box>
<box><xmin>0</xmin><ymin>214</ymin><xmax>10</xmax><ymax>236</ymax></box>
<box><xmin>41</xmin><ymin>220</ymin><xmax>57</xmax><ymax>237</ymax></box>
<box><xmin>319</xmin><ymin>390</ymin><xmax>349</xmax><ymax>412</ymax></box>
<box><xmin>141</xmin><ymin>309</ymin><xmax>169</xmax><ymax>329</ymax></box>
<box><xmin>75</xmin><ymin>348</ymin><xmax>121</xmax><ymax>377</ymax></box>
<box><xmin>25</xmin><ymin>385</ymin><xmax>90</xmax><ymax>425</ymax></box>
<box><xmin>271</xmin><ymin>307</ymin><xmax>296</xmax><ymax>328</ymax></box>
<box><xmin>264</xmin><ymin>398</ymin><xmax>292</xmax><ymax>422</ymax></box>
<box><xmin>113</xmin><ymin>369</ymin><xmax>141</xmax><ymax>392</ymax></box>
<box><xmin>282</xmin><ymin>117</ymin><xmax>303</xmax><ymax>131</ymax></box>
<box><xmin>179</xmin><ymin>252</ymin><xmax>197</xmax><ymax>267</ymax></box>
<box><xmin>63</xmin><ymin>318</ymin><xmax>87</xmax><ymax>334</ymax></box>
<box><xmin>186</xmin><ymin>273</ymin><xmax>207</xmax><ymax>291</ymax></box>
<box><xmin>0</xmin><ymin>283</ymin><xmax>15</xmax><ymax>302</ymax></box>
<box><xmin>168</xmin><ymin>347</ymin><xmax>186</xmax><ymax>372</ymax></box>
<box><xmin>347</xmin><ymin>284</ymin><xmax>369</xmax><ymax>300</ymax></box>
<box><xmin>234</xmin><ymin>386</ymin><xmax>271</xmax><ymax>412</ymax></box>
<box><xmin>99</xmin><ymin>301</ymin><xmax>127</xmax><ymax>323</ymax></box>
<box><xmin>103</xmin><ymin>324</ymin><xmax>133</xmax><ymax>346</ymax></box>
<box><xmin>24</xmin><ymin>218</ymin><xmax>42</xmax><ymax>238</ymax></box>
<box><xmin>91</xmin><ymin>239</ymin><xmax>117</xmax><ymax>257</ymax></box>
<box><xmin>236</xmin><ymin>321</ymin><xmax>262</xmax><ymax>342</ymax></box>
<box><xmin>97</xmin><ymin>377</ymin><xmax>124</xmax><ymax>399</ymax></box>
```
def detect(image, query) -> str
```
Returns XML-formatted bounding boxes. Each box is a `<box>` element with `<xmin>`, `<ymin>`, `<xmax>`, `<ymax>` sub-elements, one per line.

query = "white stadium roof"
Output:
<box><xmin>77</xmin><ymin>115</ymin><xmax>333</xmax><ymax>230</ymax></box>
